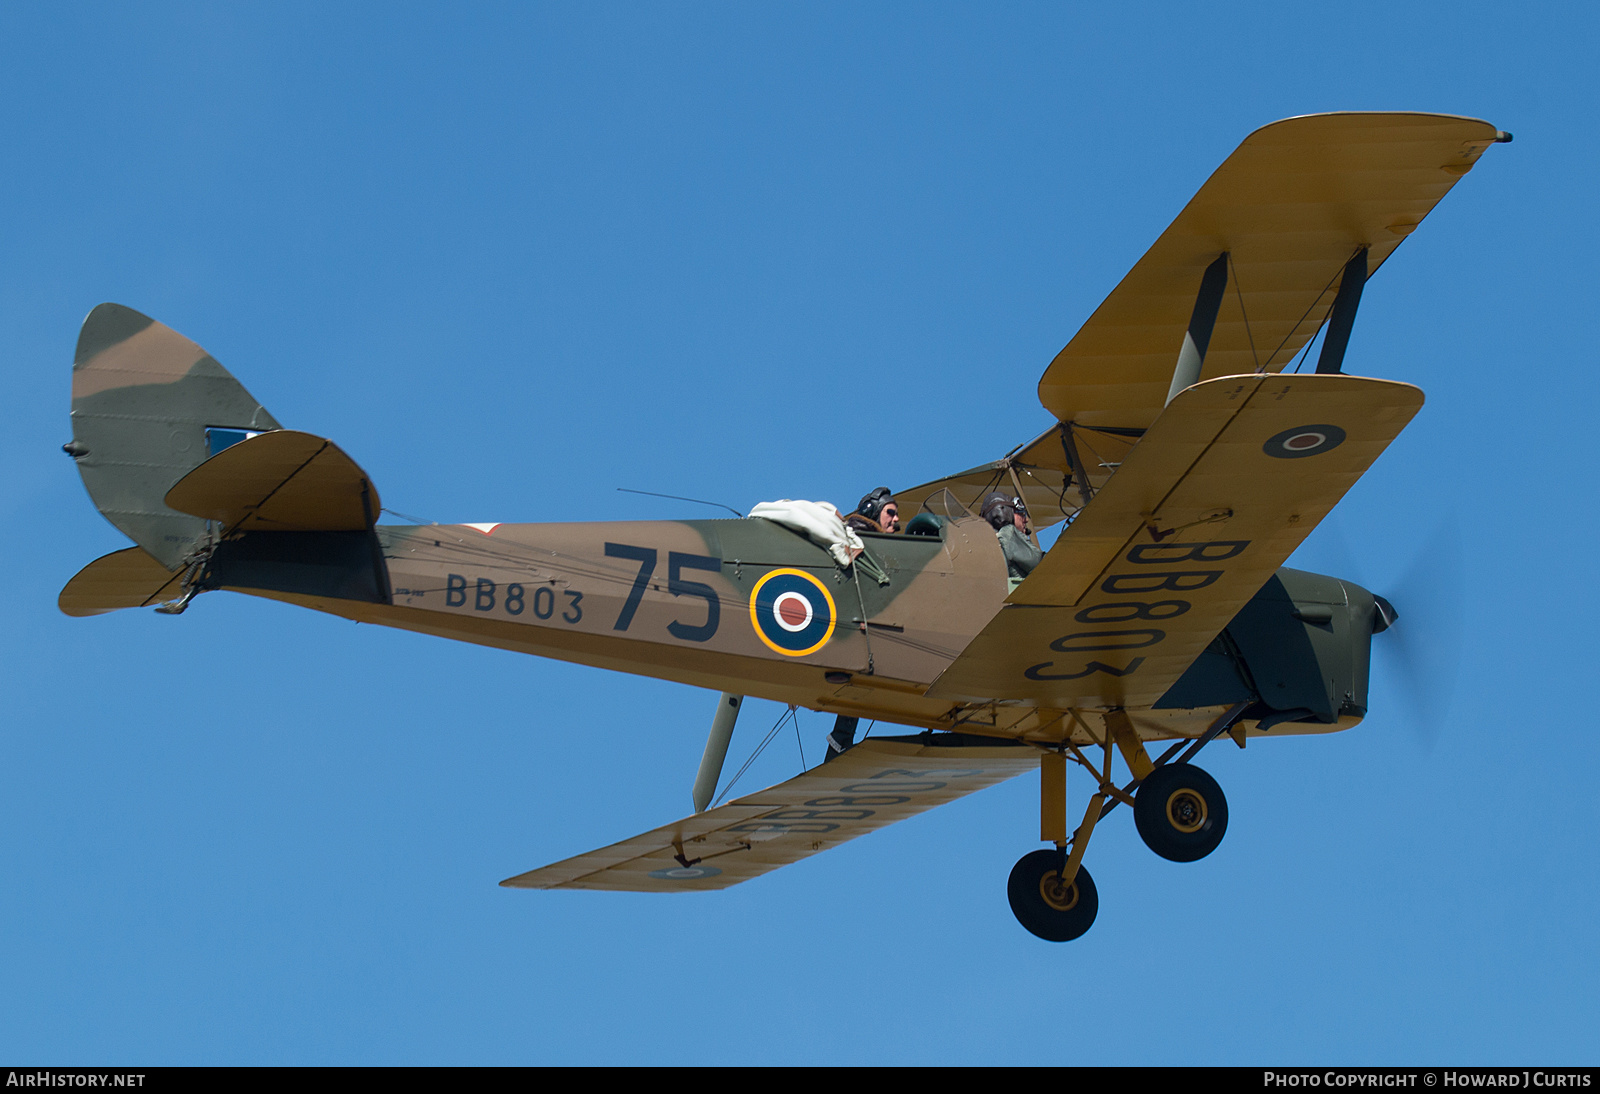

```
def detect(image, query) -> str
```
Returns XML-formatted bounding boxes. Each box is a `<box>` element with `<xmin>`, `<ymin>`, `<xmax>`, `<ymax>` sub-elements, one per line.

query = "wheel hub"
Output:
<box><xmin>1038</xmin><ymin>870</ymin><xmax>1079</xmax><ymax>911</ymax></box>
<box><xmin>1166</xmin><ymin>788</ymin><xmax>1207</xmax><ymax>833</ymax></box>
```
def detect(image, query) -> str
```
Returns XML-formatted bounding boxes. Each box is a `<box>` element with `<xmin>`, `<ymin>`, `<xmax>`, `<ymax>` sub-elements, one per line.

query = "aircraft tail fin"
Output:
<box><xmin>65</xmin><ymin>304</ymin><xmax>282</xmax><ymax>569</ymax></box>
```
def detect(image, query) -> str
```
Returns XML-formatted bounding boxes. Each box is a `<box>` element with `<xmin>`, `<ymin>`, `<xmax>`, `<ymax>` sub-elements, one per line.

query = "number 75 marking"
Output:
<box><xmin>603</xmin><ymin>543</ymin><xmax>722</xmax><ymax>642</ymax></box>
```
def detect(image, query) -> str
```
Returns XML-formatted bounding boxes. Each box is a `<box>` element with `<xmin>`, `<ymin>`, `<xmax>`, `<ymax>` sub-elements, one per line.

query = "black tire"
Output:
<box><xmin>1133</xmin><ymin>762</ymin><xmax>1228</xmax><ymax>862</ymax></box>
<box><xmin>1006</xmin><ymin>850</ymin><xmax>1098</xmax><ymax>942</ymax></box>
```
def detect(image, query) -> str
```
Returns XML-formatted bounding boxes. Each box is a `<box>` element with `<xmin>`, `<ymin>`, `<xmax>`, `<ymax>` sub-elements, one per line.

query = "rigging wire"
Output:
<box><xmin>1259</xmin><ymin>252</ymin><xmax>1353</xmax><ymax>370</ymax></box>
<box><xmin>712</xmin><ymin>705</ymin><xmax>795</xmax><ymax>807</ymax></box>
<box><xmin>1288</xmin><ymin>320</ymin><xmax>1324</xmax><ymax>374</ymax></box>
<box><xmin>1225</xmin><ymin>253</ymin><xmax>1262</xmax><ymax>372</ymax></box>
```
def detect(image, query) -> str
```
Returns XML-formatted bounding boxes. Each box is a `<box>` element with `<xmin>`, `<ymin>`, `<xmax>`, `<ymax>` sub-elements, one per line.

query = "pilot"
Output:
<box><xmin>981</xmin><ymin>491</ymin><xmax>1042</xmax><ymax>582</ymax></box>
<box><xmin>846</xmin><ymin>487</ymin><xmax>900</xmax><ymax>535</ymax></box>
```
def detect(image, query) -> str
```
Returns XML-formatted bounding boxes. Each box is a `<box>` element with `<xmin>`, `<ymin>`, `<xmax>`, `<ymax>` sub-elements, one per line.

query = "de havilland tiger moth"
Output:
<box><xmin>58</xmin><ymin>112</ymin><xmax>1508</xmax><ymax>940</ymax></box>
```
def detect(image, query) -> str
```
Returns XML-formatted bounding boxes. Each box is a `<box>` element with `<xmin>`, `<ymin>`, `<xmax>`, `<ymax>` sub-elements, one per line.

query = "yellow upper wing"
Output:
<box><xmin>900</xmin><ymin>113</ymin><xmax>1501</xmax><ymax>525</ymax></box>
<box><xmin>1036</xmin><ymin>111</ymin><xmax>1502</xmax><ymax>430</ymax></box>
<box><xmin>894</xmin><ymin>423</ymin><xmax>1140</xmax><ymax>532</ymax></box>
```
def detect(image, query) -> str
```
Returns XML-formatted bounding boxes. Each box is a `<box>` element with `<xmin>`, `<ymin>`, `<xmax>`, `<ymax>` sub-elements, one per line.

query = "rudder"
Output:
<box><xmin>65</xmin><ymin>304</ymin><xmax>282</xmax><ymax>569</ymax></box>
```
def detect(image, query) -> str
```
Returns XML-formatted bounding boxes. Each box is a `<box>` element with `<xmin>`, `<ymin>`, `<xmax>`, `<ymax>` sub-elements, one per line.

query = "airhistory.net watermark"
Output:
<box><xmin>5</xmin><ymin>1074</ymin><xmax>145</xmax><ymax>1088</ymax></box>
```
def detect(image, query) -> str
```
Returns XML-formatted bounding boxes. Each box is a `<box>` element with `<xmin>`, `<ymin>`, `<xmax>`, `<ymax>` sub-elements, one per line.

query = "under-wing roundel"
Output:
<box><xmin>59</xmin><ymin>111</ymin><xmax>1507</xmax><ymax>940</ymax></box>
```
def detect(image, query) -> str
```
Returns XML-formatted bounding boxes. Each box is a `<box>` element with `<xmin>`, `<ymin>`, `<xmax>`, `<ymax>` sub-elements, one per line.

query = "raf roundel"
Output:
<box><xmin>647</xmin><ymin>865</ymin><xmax>722</xmax><ymax>881</ymax></box>
<box><xmin>1263</xmin><ymin>423</ymin><xmax>1348</xmax><ymax>459</ymax></box>
<box><xmin>749</xmin><ymin>568</ymin><xmax>837</xmax><ymax>657</ymax></box>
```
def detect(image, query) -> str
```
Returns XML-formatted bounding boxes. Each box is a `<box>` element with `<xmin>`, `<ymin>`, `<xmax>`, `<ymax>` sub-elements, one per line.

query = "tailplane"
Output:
<box><xmin>58</xmin><ymin>547</ymin><xmax>186</xmax><ymax>617</ymax></box>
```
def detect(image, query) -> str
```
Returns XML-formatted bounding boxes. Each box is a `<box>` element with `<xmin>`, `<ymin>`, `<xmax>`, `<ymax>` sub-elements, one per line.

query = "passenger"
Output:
<box><xmin>846</xmin><ymin>487</ymin><xmax>900</xmax><ymax>535</ymax></box>
<box><xmin>981</xmin><ymin>491</ymin><xmax>1042</xmax><ymax>581</ymax></box>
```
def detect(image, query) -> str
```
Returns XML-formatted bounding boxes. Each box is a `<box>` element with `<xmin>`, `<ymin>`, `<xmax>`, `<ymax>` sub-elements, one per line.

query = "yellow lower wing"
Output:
<box><xmin>927</xmin><ymin>372</ymin><xmax>1423</xmax><ymax>708</ymax></box>
<box><xmin>501</xmin><ymin>736</ymin><xmax>1039</xmax><ymax>892</ymax></box>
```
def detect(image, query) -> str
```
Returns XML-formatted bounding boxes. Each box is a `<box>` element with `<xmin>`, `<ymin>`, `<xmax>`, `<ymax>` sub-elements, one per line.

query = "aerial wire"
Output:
<box><xmin>616</xmin><ymin>487</ymin><xmax>743</xmax><ymax>517</ymax></box>
<box><xmin>381</xmin><ymin>507</ymin><xmax>438</xmax><ymax>525</ymax></box>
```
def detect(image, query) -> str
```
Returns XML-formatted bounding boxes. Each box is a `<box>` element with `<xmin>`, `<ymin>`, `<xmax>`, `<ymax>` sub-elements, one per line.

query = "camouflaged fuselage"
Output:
<box><xmin>62</xmin><ymin>302</ymin><xmax>1384</xmax><ymax>748</ymax></box>
<box><xmin>216</xmin><ymin>515</ymin><xmax>1026</xmax><ymax>733</ymax></box>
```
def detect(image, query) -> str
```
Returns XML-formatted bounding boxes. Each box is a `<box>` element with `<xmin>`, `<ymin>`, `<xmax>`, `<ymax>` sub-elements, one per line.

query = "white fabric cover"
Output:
<box><xmin>747</xmin><ymin>500</ymin><xmax>864</xmax><ymax>567</ymax></box>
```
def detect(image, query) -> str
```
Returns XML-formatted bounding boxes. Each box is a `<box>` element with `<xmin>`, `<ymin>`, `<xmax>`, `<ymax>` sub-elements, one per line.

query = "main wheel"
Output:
<box><xmin>1134</xmin><ymin>762</ymin><xmax>1228</xmax><ymax>862</ymax></box>
<box><xmin>1007</xmin><ymin>850</ymin><xmax>1098</xmax><ymax>942</ymax></box>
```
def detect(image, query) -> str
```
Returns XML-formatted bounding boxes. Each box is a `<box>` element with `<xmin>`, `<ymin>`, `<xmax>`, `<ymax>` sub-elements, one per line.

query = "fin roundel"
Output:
<box><xmin>748</xmin><ymin>568</ymin><xmax>837</xmax><ymax>656</ymax></box>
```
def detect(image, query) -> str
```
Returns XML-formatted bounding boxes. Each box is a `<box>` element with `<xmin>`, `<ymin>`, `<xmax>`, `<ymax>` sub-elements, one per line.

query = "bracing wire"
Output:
<box><xmin>1289</xmin><ymin>322</ymin><xmax>1324</xmax><ymax>375</ymax></box>
<box><xmin>1225</xmin><ymin>253</ymin><xmax>1262</xmax><ymax>372</ymax></box>
<box><xmin>712</xmin><ymin>705</ymin><xmax>796</xmax><ymax>807</ymax></box>
<box><xmin>1260</xmin><ymin>251</ymin><xmax>1355</xmax><ymax>370</ymax></box>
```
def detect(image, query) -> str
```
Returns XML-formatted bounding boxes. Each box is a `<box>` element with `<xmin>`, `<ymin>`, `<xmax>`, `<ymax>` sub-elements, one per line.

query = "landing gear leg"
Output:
<box><xmin>1008</xmin><ymin>732</ymin><xmax>1119</xmax><ymax>942</ymax></box>
<box><xmin>1007</xmin><ymin>708</ymin><xmax>1237</xmax><ymax>938</ymax></box>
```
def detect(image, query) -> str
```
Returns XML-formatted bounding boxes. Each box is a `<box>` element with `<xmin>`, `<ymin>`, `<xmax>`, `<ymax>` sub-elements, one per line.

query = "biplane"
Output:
<box><xmin>59</xmin><ymin>112</ymin><xmax>1507</xmax><ymax>941</ymax></box>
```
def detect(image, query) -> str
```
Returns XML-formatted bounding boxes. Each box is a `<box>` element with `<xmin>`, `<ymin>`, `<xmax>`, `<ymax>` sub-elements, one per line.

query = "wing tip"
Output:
<box><xmin>1248</xmin><ymin>110</ymin><xmax>1502</xmax><ymax>140</ymax></box>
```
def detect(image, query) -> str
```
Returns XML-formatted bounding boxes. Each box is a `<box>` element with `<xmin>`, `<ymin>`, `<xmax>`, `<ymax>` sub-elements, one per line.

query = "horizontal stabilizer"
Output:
<box><xmin>501</xmin><ymin>735</ymin><xmax>1038</xmax><ymax>892</ymax></box>
<box><xmin>164</xmin><ymin>430</ymin><xmax>380</xmax><ymax>533</ymax></box>
<box><xmin>58</xmin><ymin>547</ymin><xmax>185</xmax><ymax>617</ymax></box>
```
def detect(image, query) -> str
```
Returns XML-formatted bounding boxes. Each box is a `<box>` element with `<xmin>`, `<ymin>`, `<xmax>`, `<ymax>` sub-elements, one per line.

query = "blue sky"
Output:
<box><xmin>2</xmin><ymin>2</ymin><xmax>1596</xmax><ymax>1065</ymax></box>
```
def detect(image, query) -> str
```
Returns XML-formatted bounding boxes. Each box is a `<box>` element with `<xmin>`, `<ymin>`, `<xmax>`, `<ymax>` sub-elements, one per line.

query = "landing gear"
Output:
<box><xmin>1007</xmin><ymin>850</ymin><xmax>1098</xmax><ymax>942</ymax></box>
<box><xmin>1010</xmin><ymin>745</ymin><xmax>1106</xmax><ymax>942</ymax></box>
<box><xmin>1006</xmin><ymin>709</ymin><xmax>1239</xmax><ymax>941</ymax></box>
<box><xmin>1134</xmin><ymin>762</ymin><xmax>1228</xmax><ymax>862</ymax></box>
